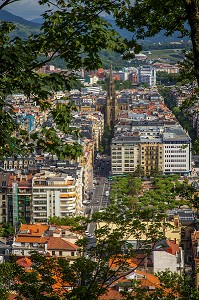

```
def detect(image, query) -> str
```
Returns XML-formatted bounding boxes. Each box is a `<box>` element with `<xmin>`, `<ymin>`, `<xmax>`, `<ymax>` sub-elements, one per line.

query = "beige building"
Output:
<box><xmin>140</xmin><ymin>142</ymin><xmax>163</xmax><ymax>175</ymax></box>
<box><xmin>111</xmin><ymin>139</ymin><xmax>140</xmax><ymax>174</ymax></box>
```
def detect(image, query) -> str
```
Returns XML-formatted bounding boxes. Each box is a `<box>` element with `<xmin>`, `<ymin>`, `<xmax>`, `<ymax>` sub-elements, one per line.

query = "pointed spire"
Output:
<box><xmin>110</xmin><ymin>63</ymin><xmax>113</xmax><ymax>82</ymax></box>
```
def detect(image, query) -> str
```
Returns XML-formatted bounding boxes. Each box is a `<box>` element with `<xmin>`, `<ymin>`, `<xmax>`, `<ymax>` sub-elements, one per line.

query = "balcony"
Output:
<box><xmin>32</xmin><ymin>201</ymin><xmax>47</xmax><ymax>207</ymax></box>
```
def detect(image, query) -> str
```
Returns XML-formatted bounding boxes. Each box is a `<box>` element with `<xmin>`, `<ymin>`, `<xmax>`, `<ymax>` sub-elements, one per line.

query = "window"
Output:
<box><xmin>59</xmin><ymin>251</ymin><xmax>62</xmax><ymax>256</ymax></box>
<box><xmin>71</xmin><ymin>251</ymin><xmax>75</xmax><ymax>256</ymax></box>
<box><xmin>52</xmin><ymin>251</ymin><xmax>55</xmax><ymax>255</ymax></box>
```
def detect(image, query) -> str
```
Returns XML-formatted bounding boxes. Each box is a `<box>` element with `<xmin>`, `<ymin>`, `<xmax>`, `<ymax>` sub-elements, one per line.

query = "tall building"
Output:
<box><xmin>105</xmin><ymin>65</ymin><xmax>118</xmax><ymax>127</ymax></box>
<box><xmin>32</xmin><ymin>168</ymin><xmax>83</xmax><ymax>223</ymax></box>
<box><xmin>0</xmin><ymin>172</ymin><xmax>32</xmax><ymax>225</ymax></box>
<box><xmin>163</xmin><ymin>128</ymin><xmax>191</xmax><ymax>174</ymax></box>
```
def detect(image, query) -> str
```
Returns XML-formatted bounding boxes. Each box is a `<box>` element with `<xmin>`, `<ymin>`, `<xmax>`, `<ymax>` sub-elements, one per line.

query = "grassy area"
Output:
<box><xmin>143</xmin><ymin>49</ymin><xmax>184</xmax><ymax>63</ymax></box>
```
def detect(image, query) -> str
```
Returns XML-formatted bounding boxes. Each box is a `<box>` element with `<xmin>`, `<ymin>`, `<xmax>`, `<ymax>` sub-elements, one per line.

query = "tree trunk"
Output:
<box><xmin>184</xmin><ymin>1</ymin><xmax>199</xmax><ymax>86</ymax></box>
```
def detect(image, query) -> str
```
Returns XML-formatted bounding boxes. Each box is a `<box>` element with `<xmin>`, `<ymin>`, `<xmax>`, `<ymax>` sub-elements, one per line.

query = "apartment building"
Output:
<box><xmin>111</xmin><ymin>136</ymin><xmax>140</xmax><ymax>174</ymax></box>
<box><xmin>140</xmin><ymin>140</ymin><xmax>164</xmax><ymax>175</ymax></box>
<box><xmin>163</xmin><ymin>127</ymin><xmax>191</xmax><ymax>175</ymax></box>
<box><xmin>32</xmin><ymin>168</ymin><xmax>83</xmax><ymax>223</ymax></box>
<box><xmin>0</xmin><ymin>172</ymin><xmax>32</xmax><ymax>225</ymax></box>
<box><xmin>111</xmin><ymin>124</ymin><xmax>191</xmax><ymax>176</ymax></box>
<box><xmin>138</xmin><ymin>65</ymin><xmax>156</xmax><ymax>87</ymax></box>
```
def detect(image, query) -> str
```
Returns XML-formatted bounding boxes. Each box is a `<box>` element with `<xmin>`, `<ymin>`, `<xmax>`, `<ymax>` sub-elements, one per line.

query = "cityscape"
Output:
<box><xmin>2</xmin><ymin>0</ymin><xmax>199</xmax><ymax>299</ymax></box>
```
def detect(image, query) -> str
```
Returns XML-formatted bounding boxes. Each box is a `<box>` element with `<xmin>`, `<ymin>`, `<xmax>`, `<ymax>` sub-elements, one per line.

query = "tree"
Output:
<box><xmin>0</xmin><ymin>0</ymin><xmax>136</xmax><ymax>159</ymax></box>
<box><xmin>118</xmin><ymin>0</ymin><xmax>199</xmax><ymax>86</ymax></box>
<box><xmin>48</xmin><ymin>215</ymin><xmax>81</xmax><ymax>227</ymax></box>
<box><xmin>0</xmin><ymin>194</ymin><xmax>171</xmax><ymax>299</ymax></box>
<box><xmin>0</xmin><ymin>223</ymin><xmax>14</xmax><ymax>239</ymax></box>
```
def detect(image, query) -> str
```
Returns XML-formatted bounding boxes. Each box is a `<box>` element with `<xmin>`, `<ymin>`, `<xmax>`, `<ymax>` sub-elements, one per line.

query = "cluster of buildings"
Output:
<box><xmin>2</xmin><ymin>65</ymin><xmax>199</xmax><ymax>295</ymax></box>
<box><xmin>0</xmin><ymin>66</ymin><xmax>193</xmax><ymax>226</ymax></box>
<box><xmin>2</xmin><ymin>207</ymin><xmax>199</xmax><ymax>296</ymax></box>
<box><xmin>102</xmin><ymin>83</ymin><xmax>191</xmax><ymax>176</ymax></box>
<box><xmin>0</xmin><ymin>91</ymin><xmax>106</xmax><ymax>226</ymax></box>
<box><xmin>111</xmin><ymin>95</ymin><xmax>191</xmax><ymax>176</ymax></box>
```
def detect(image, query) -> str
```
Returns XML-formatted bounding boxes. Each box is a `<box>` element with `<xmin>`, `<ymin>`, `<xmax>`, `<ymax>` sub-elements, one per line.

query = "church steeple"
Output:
<box><xmin>105</xmin><ymin>65</ymin><xmax>117</xmax><ymax>127</ymax></box>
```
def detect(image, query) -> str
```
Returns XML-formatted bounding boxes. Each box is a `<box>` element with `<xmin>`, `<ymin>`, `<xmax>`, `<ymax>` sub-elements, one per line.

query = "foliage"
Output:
<box><xmin>48</xmin><ymin>216</ymin><xmax>81</xmax><ymax>227</ymax></box>
<box><xmin>0</xmin><ymin>223</ymin><xmax>14</xmax><ymax>238</ymax></box>
<box><xmin>110</xmin><ymin>174</ymin><xmax>195</xmax><ymax>212</ymax></box>
<box><xmin>156</xmin><ymin>71</ymin><xmax>181</xmax><ymax>86</ymax></box>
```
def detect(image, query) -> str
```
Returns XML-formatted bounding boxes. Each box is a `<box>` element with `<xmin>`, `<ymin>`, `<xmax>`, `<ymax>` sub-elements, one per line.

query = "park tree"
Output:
<box><xmin>0</xmin><ymin>0</ymin><xmax>137</xmax><ymax>159</ymax></box>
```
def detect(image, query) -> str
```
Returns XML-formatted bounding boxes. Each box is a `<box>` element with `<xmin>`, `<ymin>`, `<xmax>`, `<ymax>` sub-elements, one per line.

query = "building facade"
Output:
<box><xmin>32</xmin><ymin>169</ymin><xmax>83</xmax><ymax>223</ymax></box>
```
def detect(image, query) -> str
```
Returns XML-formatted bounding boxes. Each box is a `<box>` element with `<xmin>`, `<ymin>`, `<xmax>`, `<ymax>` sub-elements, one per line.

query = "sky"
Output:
<box><xmin>4</xmin><ymin>0</ymin><xmax>50</xmax><ymax>20</ymax></box>
<box><xmin>4</xmin><ymin>0</ymin><xmax>135</xmax><ymax>21</ymax></box>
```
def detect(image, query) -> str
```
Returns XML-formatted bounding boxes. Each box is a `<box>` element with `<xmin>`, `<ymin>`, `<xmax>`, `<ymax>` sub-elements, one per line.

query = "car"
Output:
<box><xmin>85</xmin><ymin>230</ymin><xmax>89</xmax><ymax>235</ymax></box>
<box><xmin>83</xmin><ymin>200</ymin><xmax>90</xmax><ymax>205</ymax></box>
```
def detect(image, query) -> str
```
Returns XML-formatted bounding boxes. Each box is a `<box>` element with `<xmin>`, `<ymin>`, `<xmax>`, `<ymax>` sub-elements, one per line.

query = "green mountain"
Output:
<box><xmin>1</xmin><ymin>10</ymin><xmax>190</xmax><ymax>44</ymax></box>
<box><xmin>104</xmin><ymin>17</ymin><xmax>190</xmax><ymax>44</ymax></box>
<box><xmin>0</xmin><ymin>10</ymin><xmax>41</xmax><ymax>39</ymax></box>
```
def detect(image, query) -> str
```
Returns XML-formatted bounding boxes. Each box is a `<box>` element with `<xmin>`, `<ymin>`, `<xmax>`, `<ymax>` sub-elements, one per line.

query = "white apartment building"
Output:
<box><xmin>163</xmin><ymin>127</ymin><xmax>191</xmax><ymax>175</ymax></box>
<box><xmin>138</xmin><ymin>65</ymin><xmax>156</xmax><ymax>86</ymax></box>
<box><xmin>32</xmin><ymin>169</ymin><xmax>83</xmax><ymax>223</ymax></box>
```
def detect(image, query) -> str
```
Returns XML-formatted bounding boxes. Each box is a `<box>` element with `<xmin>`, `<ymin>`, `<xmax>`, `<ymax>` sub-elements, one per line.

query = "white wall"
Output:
<box><xmin>153</xmin><ymin>251</ymin><xmax>178</xmax><ymax>273</ymax></box>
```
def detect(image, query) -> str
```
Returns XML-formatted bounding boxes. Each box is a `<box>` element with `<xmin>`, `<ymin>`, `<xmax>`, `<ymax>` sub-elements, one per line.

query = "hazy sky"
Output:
<box><xmin>4</xmin><ymin>0</ymin><xmax>135</xmax><ymax>21</ymax></box>
<box><xmin>4</xmin><ymin>0</ymin><xmax>49</xmax><ymax>20</ymax></box>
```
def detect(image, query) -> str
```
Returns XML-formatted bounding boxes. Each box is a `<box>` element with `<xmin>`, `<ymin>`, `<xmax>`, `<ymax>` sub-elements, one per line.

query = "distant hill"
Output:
<box><xmin>30</xmin><ymin>18</ymin><xmax>43</xmax><ymax>24</ymax></box>
<box><xmin>0</xmin><ymin>10</ymin><xmax>190</xmax><ymax>45</ymax></box>
<box><xmin>104</xmin><ymin>17</ymin><xmax>190</xmax><ymax>44</ymax></box>
<box><xmin>0</xmin><ymin>10</ymin><xmax>41</xmax><ymax>39</ymax></box>
<box><xmin>0</xmin><ymin>10</ymin><xmax>40</xmax><ymax>27</ymax></box>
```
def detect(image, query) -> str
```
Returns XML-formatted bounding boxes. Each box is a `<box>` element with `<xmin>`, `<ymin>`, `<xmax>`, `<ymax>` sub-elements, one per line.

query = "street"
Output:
<box><xmin>85</xmin><ymin>155</ymin><xmax>112</xmax><ymax>235</ymax></box>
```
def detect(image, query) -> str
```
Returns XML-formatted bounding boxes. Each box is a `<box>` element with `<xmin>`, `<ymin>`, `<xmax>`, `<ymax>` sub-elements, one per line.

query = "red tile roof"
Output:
<box><xmin>18</xmin><ymin>224</ymin><xmax>49</xmax><ymax>237</ymax></box>
<box><xmin>47</xmin><ymin>237</ymin><xmax>78</xmax><ymax>251</ymax></box>
<box><xmin>15</xmin><ymin>236</ymin><xmax>48</xmax><ymax>243</ymax></box>
<box><xmin>99</xmin><ymin>269</ymin><xmax>161</xmax><ymax>300</ymax></box>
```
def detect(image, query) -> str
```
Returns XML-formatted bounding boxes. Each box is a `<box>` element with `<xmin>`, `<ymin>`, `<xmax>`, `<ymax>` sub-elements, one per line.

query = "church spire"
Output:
<box><xmin>105</xmin><ymin>65</ymin><xmax>117</xmax><ymax>127</ymax></box>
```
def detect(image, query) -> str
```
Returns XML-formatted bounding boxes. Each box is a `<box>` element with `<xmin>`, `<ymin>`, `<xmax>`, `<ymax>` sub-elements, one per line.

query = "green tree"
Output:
<box><xmin>0</xmin><ymin>196</ymin><xmax>170</xmax><ymax>300</ymax></box>
<box><xmin>0</xmin><ymin>223</ymin><xmax>14</xmax><ymax>239</ymax></box>
<box><xmin>48</xmin><ymin>215</ymin><xmax>80</xmax><ymax>227</ymax></box>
